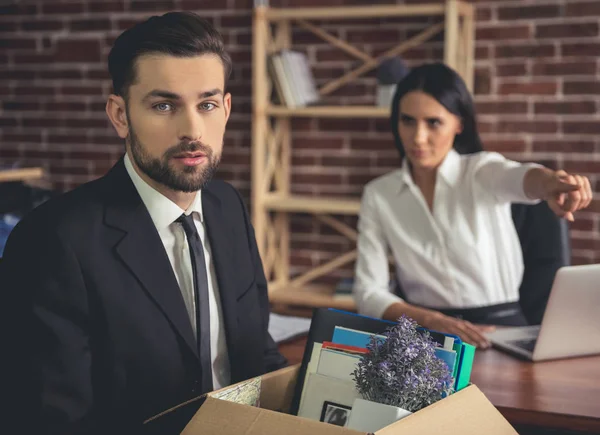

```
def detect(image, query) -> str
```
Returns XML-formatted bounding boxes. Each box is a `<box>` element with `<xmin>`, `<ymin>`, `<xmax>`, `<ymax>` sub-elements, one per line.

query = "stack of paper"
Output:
<box><xmin>297</xmin><ymin>332</ymin><xmax>371</xmax><ymax>426</ymax></box>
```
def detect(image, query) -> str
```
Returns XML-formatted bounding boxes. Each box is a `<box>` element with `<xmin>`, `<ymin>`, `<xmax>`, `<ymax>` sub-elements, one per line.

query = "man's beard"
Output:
<box><xmin>128</xmin><ymin>123</ymin><xmax>221</xmax><ymax>193</ymax></box>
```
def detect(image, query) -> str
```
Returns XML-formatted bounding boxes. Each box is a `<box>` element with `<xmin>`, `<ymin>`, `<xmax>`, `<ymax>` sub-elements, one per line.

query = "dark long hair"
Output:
<box><xmin>390</xmin><ymin>62</ymin><xmax>484</xmax><ymax>159</ymax></box>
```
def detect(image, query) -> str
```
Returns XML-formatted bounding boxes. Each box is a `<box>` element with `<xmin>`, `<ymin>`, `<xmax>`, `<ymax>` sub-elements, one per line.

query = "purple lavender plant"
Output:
<box><xmin>351</xmin><ymin>315</ymin><xmax>454</xmax><ymax>412</ymax></box>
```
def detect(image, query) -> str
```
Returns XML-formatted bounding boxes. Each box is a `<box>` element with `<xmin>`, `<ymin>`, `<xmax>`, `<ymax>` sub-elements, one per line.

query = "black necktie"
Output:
<box><xmin>177</xmin><ymin>213</ymin><xmax>214</xmax><ymax>393</ymax></box>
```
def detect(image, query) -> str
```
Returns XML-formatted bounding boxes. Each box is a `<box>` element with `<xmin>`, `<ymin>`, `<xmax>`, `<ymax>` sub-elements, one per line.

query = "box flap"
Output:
<box><xmin>143</xmin><ymin>395</ymin><xmax>206</xmax><ymax>433</ymax></box>
<box><xmin>260</xmin><ymin>364</ymin><xmax>300</xmax><ymax>412</ymax></box>
<box><xmin>375</xmin><ymin>385</ymin><xmax>517</xmax><ymax>435</ymax></box>
<box><xmin>182</xmin><ymin>397</ymin><xmax>367</xmax><ymax>435</ymax></box>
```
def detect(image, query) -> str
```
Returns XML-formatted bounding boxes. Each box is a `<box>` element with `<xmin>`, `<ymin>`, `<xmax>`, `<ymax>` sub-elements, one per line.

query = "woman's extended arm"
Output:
<box><xmin>523</xmin><ymin>167</ymin><xmax>592</xmax><ymax>221</ymax></box>
<box><xmin>474</xmin><ymin>152</ymin><xmax>592</xmax><ymax>220</ymax></box>
<box><xmin>382</xmin><ymin>302</ymin><xmax>495</xmax><ymax>349</ymax></box>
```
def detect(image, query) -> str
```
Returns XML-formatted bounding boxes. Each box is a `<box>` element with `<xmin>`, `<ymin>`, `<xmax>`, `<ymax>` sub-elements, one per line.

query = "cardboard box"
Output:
<box><xmin>147</xmin><ymin>364</ymin><xmax>518</xmax><ymax>434</ymax></box>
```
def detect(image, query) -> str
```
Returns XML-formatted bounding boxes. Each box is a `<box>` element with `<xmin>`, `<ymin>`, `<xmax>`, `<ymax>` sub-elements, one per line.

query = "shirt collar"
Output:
<box><xmin>397</xmin><ymin>148</ymin><xmax>461</xmax><ymax>193</ymax></box>
<box><xmin>437</xmin><ymin>148</ymin><xmax>461</xmax><ymax>186</ymax></box>
<box><xmin>124</xmin><ymin>153</ymin><xmax>204</xmax><ymax>230</ymax></box>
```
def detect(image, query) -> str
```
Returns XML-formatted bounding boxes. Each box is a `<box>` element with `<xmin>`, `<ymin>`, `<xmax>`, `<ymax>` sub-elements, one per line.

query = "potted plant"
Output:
<box><xmin>347</xmin><ymin>316</ymin><xmax>454</xmax><ymax>432</ymax></box>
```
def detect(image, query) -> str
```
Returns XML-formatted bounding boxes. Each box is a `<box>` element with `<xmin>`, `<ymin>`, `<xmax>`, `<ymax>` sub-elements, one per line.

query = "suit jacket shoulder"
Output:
<box><xmin>11</xmin><ymin>167</ymin><xmax>119</xmax><ymax>236</ymax></box>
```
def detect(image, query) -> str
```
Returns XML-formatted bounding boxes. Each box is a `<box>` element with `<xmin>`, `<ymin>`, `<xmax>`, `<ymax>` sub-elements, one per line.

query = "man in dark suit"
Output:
<box><xmin>1</xmin><ymin>12</ymin><xmax>286</xmax><ymax>433</ymax></box>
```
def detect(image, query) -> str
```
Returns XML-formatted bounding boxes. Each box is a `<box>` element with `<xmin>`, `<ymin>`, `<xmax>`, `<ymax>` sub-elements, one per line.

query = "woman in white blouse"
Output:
<box><xmin>352</xmin><ymin>63</ymin><xmax>592</xmax><ymax>348</ymax></box>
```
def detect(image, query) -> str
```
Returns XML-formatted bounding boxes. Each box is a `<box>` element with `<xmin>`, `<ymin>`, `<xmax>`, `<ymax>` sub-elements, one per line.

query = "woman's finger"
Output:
<box><xmin>586</xmin><ymin>176</ymin><xmax>593</xmax><ymax>208</ymax></box>
<box><xmin>567</xmin><ymin>188</ymin><xmax>582</xmax><ymax>213</ymax></box>
<box><xmin>556</xmin><ymin>169</ymin><xmax>568</xmax><ymax>179</ymax></box>
<box><xmin>547</xmin><ymin>199</ymin><xmax>572</xmax><ymax>220</ymax></box>
<box><xmin>455</xmin><ymin>329</ymin><xmax>480</xmax><ymax>348</ymax></box>
<box><xmin>574</xmin><ymin>175</ymin><xmax>588</xmax><ymax>210</ymax></box>
<box><xmin>474</xmin><ymin>323</ymin><xmax>496</xmax><ymax>333</ymax></box>
<box><xmin>442</xmin><ymin>322</ymin><xmax>477</xmax><ymax>347</ymax></box>
<box><xmin>581</xmin><ymin>175</ymin><xmax>593</xmax><ymax>208</ymax></box>
<box><xmin>562</xmin><ymin>175</ymin><xmax>581</xmax><ymax>213</ymax></box>
<box><xmin>463</xmin><ymin>320</ymin><xmax>492</xmax><ymax>346</ymax></box>
<box><xmin>458</xmin><ymin>321</ymin><xmax>490</xmax><ymax>349</ymax></box>
<box><xmin>572</xmin><ymin>175</ymin><xmax>586</xmax><ymax>211</ymax></box>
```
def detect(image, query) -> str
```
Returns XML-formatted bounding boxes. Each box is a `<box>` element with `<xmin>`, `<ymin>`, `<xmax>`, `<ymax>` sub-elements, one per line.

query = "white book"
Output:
<box><xmin>270</xmin><ymin>55</ymin><xmax>295</xmax><ymax>108</ymax></box>
<box><xmin>297</xmin><ymin>342</ymin><xmax>322</xmax><ymax>413</ymax></box>
<box><xmin>297</xmin><ymin>372</ymin><xmax>360</xmax><ymax>424</ymax></box>
<box><xmin>289</xmin><ymin>50</ymin><xmax>319</xmax><ymax>105</ymax></box>
<box><xmin>282</xmin><ymin>50</ymin><xmax>306</xmax><ymax>107</ymax></box>
<box><xmin>443</xmin><ymin>336</ymin><xmax>455</xmax><ymax>351</ymax></box>
<box><xmin>317</xmin><ymin>349</ymin><xmax>361</xmax><ymax>382</ymax></box>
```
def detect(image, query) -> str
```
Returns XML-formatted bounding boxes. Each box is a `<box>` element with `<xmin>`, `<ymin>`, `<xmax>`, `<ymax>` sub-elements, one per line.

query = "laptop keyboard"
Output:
<box><xmin>510</xmin><ymin>338</ymin><xmax>538</xmax><ymax>352</ymax></box>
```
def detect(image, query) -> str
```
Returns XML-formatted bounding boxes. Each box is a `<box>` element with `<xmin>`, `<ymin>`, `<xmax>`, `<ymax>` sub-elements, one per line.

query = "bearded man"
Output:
<box><xmin>1</xmin><ymin>11</ymin><xmax>286</xmax><ymax>434</ymax></box>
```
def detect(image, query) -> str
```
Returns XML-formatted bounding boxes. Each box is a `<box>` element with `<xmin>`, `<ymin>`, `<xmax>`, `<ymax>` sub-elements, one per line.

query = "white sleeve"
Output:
<box><xmin>353</xmin><ymin>186</ymin><xmax>403</xmax><ymax>319</ymax></box>
<box><xmin>473</xmin><ymin>152</ymin><xmax>543</xmax><ymax>204</ymax></box>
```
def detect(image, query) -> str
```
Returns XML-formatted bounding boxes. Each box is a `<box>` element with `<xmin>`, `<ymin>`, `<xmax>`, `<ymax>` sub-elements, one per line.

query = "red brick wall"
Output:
<box><xmin>1</xmin><ymin>0</ymin><xmax>599</xmax><ymax>276</ymax></box>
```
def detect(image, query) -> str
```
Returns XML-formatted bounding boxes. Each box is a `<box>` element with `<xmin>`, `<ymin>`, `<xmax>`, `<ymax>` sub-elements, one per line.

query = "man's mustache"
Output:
<box><xmin>164</xmin><ymin>142</ymin><xmax>213</xmax><ymax>159</ymax></box>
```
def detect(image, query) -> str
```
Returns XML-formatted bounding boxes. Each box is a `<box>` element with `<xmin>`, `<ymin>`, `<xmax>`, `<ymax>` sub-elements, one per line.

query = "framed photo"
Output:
<box><xmin>320</xmin><ymin>401</ymin><xmax>352</xmax><ymax>427</ymax></box>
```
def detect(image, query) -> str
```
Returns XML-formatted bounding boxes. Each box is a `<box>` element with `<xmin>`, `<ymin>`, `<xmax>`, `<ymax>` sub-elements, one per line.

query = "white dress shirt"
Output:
<box><xmin>124</xmin><ymin>154</ymin><xmax>230</xmax><ymax>389</ymax></box>
<box><xmin>353</xmin><ymin>149</ymin><xmax>542</xmax><ymax>319</ymax></box>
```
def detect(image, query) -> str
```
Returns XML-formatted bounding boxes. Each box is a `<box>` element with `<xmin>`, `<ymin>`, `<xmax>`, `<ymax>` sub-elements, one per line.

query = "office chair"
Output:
<box><xmin>512</xmin><ymin>201</ymin><xmax>571</xmax><ymax>325</ymax></box>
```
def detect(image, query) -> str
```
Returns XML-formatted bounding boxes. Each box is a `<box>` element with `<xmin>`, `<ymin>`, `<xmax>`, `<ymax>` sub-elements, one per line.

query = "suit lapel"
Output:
<box><xmin>202</xmin><ymin>190</ymin><xmax>239</xmax><ymax>357</ymax></box>
<box><xmin>103</xmin><ymin>160</ymin><xmax>199</xmax><ymax>360</ymax></box>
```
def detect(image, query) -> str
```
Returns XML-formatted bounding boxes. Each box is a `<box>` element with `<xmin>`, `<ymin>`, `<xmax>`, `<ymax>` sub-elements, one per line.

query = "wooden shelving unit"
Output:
<box><xmin>0</xmin><ymin>167</ymin><xmax>44</xmax><ymax>183</ymax></box>
<box><xmin>263</xmin><ymin>194</ymin><xmax>361</xmax><ymax>215</ymax></box>
<box><xmin>252</xmin><ymin>0</ymin><xmax>475</xmax><ymax>310</ymax></box>
<box><xmin>271</xmin><ymin>288</ymin><xmax>356</xmax><ymax>310</ymax></box>
<box><xmin>267</xmin><ymin>105</ymin><xmax>390</xmax><ymax>119</ymax></box>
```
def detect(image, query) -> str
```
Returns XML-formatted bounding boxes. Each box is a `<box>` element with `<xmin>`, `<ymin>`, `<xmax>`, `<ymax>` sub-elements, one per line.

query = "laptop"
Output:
<box><xmin>487</xmin><ymin>264</ymin><xmax>600</xmax><ymax>362</ymax></box>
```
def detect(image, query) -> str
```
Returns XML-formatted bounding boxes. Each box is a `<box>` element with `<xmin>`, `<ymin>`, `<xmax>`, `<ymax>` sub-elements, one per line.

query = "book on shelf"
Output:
<box><xmin>268</xmin><ymin>49</ymin><xmax>319</xmax><ymax>109</ymax></box>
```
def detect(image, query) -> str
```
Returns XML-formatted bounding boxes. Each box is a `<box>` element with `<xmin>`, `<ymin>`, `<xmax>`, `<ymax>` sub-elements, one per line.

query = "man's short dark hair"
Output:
<box><xmin>108</xmin><ymin>11</ymin><xmax>232</xmax><ymax>99</ymax></box>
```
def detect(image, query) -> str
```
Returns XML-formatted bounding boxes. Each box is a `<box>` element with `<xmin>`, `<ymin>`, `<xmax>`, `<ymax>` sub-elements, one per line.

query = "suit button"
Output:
<box><xmin>191</xmin><ymin>380</ymin><xmax>200</xmax><ymax>395</ymax></box>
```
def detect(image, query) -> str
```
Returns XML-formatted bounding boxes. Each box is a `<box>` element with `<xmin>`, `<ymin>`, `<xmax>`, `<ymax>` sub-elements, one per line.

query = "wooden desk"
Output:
<box><xmin>278</xmin><ymin>336</ymin><xmax>600</xmax><ymax>434</ymax></box>
<box><xmin>471</xmin><ymin>349</ymin><xmax>600</xmax><ymax>433</ymax></box>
